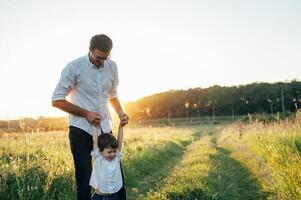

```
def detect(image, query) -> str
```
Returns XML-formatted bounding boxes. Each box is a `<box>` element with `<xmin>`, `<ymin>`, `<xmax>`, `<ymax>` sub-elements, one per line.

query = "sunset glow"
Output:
<box><xmin>0</xmin><ymin>0</ymin><xmax>300</xmax><ymax>119</ymax></box>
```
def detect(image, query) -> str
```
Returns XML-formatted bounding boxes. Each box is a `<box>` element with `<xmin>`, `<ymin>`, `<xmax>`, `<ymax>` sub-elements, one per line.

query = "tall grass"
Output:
<box><xmin>1</xmin><ymin>119</ymin><xmax>300</xmax><ymax>200</ymax></box>
<box><xmin>0</xmin><ymin>126</ymin><xmax>199</xmax><ymax>200</ymax></box>
<box><xmin>0</xmin><ymin>131</ymin><xmax>76</xmax><ymax>200</ymax></box>
<box><xmin>218</xmin><ymin>114</ymin><xmax>301</xmax><ymax>199</ymax></box>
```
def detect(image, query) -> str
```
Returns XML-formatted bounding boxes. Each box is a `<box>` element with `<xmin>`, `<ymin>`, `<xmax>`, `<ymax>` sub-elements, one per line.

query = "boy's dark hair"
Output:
<box><xmin>98</xmin><ymin>134</ymin><xmax>118</xmax><ymax>151</ymax></box>
<box><xmin>90</xmin><ymin>34</ymin><xmax>113</xmax><ymax>52</ymax></box>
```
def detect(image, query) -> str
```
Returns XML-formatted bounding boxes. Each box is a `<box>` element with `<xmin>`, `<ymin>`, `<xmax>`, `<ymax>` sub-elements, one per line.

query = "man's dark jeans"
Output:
<box><xmin>69</xmin><ymin>126</ymin><xmax>126</xmax><ymax>200</ymax></box>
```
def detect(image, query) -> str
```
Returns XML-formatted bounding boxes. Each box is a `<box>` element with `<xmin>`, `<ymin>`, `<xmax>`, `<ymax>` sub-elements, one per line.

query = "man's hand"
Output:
<box><xmin>118</xmin><ymin>111</ymin><xmax>129</xmax><ymax>127</ymax></box>
<box><xmin>85</xmin><ymin>111</ymin><xmax>102</xmax><ymax>126</ymax></box>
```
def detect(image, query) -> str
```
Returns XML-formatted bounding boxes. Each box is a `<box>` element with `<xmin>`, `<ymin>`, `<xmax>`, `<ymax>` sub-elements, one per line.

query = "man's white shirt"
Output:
<box><xmin>52</xmin><ymin>54</ymin><xmax>119</xmax><ymax>134</ymax></box>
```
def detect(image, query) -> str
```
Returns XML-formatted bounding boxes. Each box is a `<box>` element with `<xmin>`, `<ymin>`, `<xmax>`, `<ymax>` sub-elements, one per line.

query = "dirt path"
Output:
<box><xmin>144</xmin><ymin>128</ymin><xmax>268</xmax><ymax>200</ymax></box>
<box><xmin>205</xmin><ymin>136</ymin><xmax>268</xmax><ymax>200</ymax></box>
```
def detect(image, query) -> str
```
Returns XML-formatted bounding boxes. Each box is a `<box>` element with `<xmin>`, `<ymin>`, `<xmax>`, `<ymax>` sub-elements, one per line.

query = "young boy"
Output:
<box><xmin>90</xmin><ymin>124</ymin><xmax>125</xmax><ymax>200</ymax></box>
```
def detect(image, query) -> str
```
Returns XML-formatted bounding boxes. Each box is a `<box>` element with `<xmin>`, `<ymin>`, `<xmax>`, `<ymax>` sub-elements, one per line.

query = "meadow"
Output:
<box><xmin>0</xmin><ymin>114</ymin><xmax>301</xmax><ymax>200</ymax></box>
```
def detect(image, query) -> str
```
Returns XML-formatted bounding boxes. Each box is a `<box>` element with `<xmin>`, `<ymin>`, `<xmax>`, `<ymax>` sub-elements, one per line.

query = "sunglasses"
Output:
<box><xmin>94</xmin><ymin>54</ymin><xmax>111</xmax><ymax>61</ymax></box>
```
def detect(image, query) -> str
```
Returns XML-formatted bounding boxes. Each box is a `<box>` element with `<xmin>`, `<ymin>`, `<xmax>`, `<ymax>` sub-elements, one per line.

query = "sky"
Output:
<box><xmin>0</xmin><ymin>0</ymin><xmax>300</xmax><ymax>119</ymax></box>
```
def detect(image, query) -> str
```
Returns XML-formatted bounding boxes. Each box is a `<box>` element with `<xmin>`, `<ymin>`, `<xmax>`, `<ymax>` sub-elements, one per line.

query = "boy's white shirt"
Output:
<box><xmin>89</xmin><ymin>148</ymin><xmax>123</xmax><ymax>194</ymax></box>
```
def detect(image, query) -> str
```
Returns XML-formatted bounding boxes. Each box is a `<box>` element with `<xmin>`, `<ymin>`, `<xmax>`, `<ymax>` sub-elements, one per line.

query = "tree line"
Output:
<box><xmin>124</xmin><ymin>80</ymin><xmax>301</xmax><ymax>121</ymax></box>
<box><xmin>0</xmin><ymin>116</ymin><xmax>68</xmax><ymax>133</ymax></box>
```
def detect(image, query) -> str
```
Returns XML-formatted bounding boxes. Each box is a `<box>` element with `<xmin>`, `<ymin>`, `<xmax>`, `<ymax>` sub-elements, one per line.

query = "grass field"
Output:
<box><xmin>1</xmin><ymin>117</ymin><xmax>301</xmax><ymax>200</ymax></box>
<box><xmin>0</xmin><ymin>125</ymin><xmax>203</xmax><ymax>200</ymax></box>
<box><xmin>218</xmin><ymin>117</ymin><xmax>301</xmax><ymax>199</ymax></box>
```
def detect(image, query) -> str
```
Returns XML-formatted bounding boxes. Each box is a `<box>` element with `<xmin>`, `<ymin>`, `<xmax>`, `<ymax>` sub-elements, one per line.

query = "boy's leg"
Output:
<box><xmin>69</xmin><ymin>126</ymin><xmax>93</xmax><ymax>200</ymax></box>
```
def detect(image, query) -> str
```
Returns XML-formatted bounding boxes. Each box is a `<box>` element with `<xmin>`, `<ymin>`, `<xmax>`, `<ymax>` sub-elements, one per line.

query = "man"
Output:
<box><xmin>52</xmin><ymin>34</ymin><xmax>129</xmax><ymax>200</ymax></box>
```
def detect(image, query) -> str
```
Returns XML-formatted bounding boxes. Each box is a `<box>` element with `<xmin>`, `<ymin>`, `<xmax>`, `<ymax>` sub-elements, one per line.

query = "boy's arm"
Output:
<box><xmin>92</xmin><ymin>126</ymin><xmax>99</xmax><ymax>150</ymax></box>
<box><xmin>117</xmin><ymin>124</ymin><xmax>123</xmax><ymax>151</ymax></box>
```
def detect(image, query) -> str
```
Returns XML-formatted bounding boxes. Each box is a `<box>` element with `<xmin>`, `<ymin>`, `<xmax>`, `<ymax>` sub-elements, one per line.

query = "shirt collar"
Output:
<box><xmin>85</xmin><ymin>53</ymin><xmax>95</xmax><ymax>68</ymax></box>
<box><xmin>86</xmin><ymin>53</ymin><xmax>105</xmax><ymax>70</ymax></box>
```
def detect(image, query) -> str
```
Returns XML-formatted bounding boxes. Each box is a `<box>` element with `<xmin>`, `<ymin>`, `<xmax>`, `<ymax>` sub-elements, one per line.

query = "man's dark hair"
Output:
<box><xmin>90</xmin><ymin>34</ymin><xmax>113</xmax><ymax>52</ymax></box>
<box><xmin>98</xmin><ymin>134</ymin><xmax>118</xmax><ymax>151</ymax></box>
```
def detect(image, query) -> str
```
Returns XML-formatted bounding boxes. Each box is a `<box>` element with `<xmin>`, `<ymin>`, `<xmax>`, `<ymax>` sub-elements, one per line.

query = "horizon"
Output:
<box><xmin>1</xmin><ymin>0</ymin><xmax>300</xmax><ymax>119</ymax></box>
<box><xmin>1</xmin><ymin>79</ymin><xmax>299</xmax><ymax>120</ymax></box>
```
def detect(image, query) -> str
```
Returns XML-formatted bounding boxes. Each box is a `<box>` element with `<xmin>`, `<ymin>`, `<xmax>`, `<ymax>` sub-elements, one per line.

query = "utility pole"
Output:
<box><xmin>185</xmin><ymin>102</ymin><xmax>189</xmax><ymax>123</ymax></box>
<box><xmin>281</xmin><ymin>87</ymin><xmax>285</xmax><ymax>114</ymax></box>
<box><xmin>267</xmin><ymin>98</ymin><xmax>273</xmax><ymax>116</ymax></box>
<box><xmin>212</xmin><ymin>105</ymin><xmax>215</xmax><ymax>121</ymax></box>
<box><xmin>6</xmin><ymin>116</ymin><xmax>10</xmax><ymax>132</ymax></box>
<box><xmin>186</xmin><ymin>111</ymin><xmax>189</xmax><ymax>122</ymax></box>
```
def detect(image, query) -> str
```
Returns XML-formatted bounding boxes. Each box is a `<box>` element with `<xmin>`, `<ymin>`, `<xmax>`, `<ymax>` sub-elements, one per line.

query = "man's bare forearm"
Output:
<box><xmin>109</xmin><ymin>97</ymin><xmax>123</xmax><ymax>115</ymax></box>
<box><xmin>52</xmin><ymin>100</ymin><xmax>87</xmax><ymax>117</ymax></box>
<box><xmin>52</xmin><ymin>100</ymin><xmax>101</xmax><ymax>126</ymax></box>
<box><xmin>109</xmin><ymin>97</ymin><xmax>129</xmax><ymax>126</ymax></box>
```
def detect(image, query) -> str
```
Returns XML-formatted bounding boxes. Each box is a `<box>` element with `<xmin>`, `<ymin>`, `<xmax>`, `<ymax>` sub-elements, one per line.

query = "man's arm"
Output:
<box><xmin>109</xmin><ymin>97</ymin><xmax>129</xmax><ymax>126</ymax></box>
<box><xmin>52</xmin><ymin>100</ymin><xmax>101</xmax><ymax>126</ymax></box>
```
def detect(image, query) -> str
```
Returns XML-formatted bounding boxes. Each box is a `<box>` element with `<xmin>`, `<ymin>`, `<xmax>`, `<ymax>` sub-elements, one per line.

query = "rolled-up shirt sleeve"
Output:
<box><xmin>52</xmin><ymin>64</ymin><xmax>76</xmax><ymax>101</ymax></box>
<box><xmin>108</xmin><ymin>62</ymin><xmax>119</xmax><ymax>100</ymax></box>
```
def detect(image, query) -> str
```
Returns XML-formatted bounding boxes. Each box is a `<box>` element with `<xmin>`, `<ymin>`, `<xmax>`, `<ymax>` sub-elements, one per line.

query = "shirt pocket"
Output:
<box><xmin>80</xmin><ymin>75</ymin><xmax>98</xmax><ymax>94</ymax></box>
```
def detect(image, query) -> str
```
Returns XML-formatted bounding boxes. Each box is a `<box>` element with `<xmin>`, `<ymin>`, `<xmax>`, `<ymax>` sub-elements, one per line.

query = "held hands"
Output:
<box><xmin>85</xmin><ymin>109</ymin><xmax>128</xmax><ymax>127</ymax></box>
<box><xmin>85</xmin><ymin>110</ymin><xmax>101</xmax><ymax>127</ymax></box>
<box><xmin>118</xmin><ymin>111</ymin><xmax>129</xmax><ymax>127</ymax></box>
